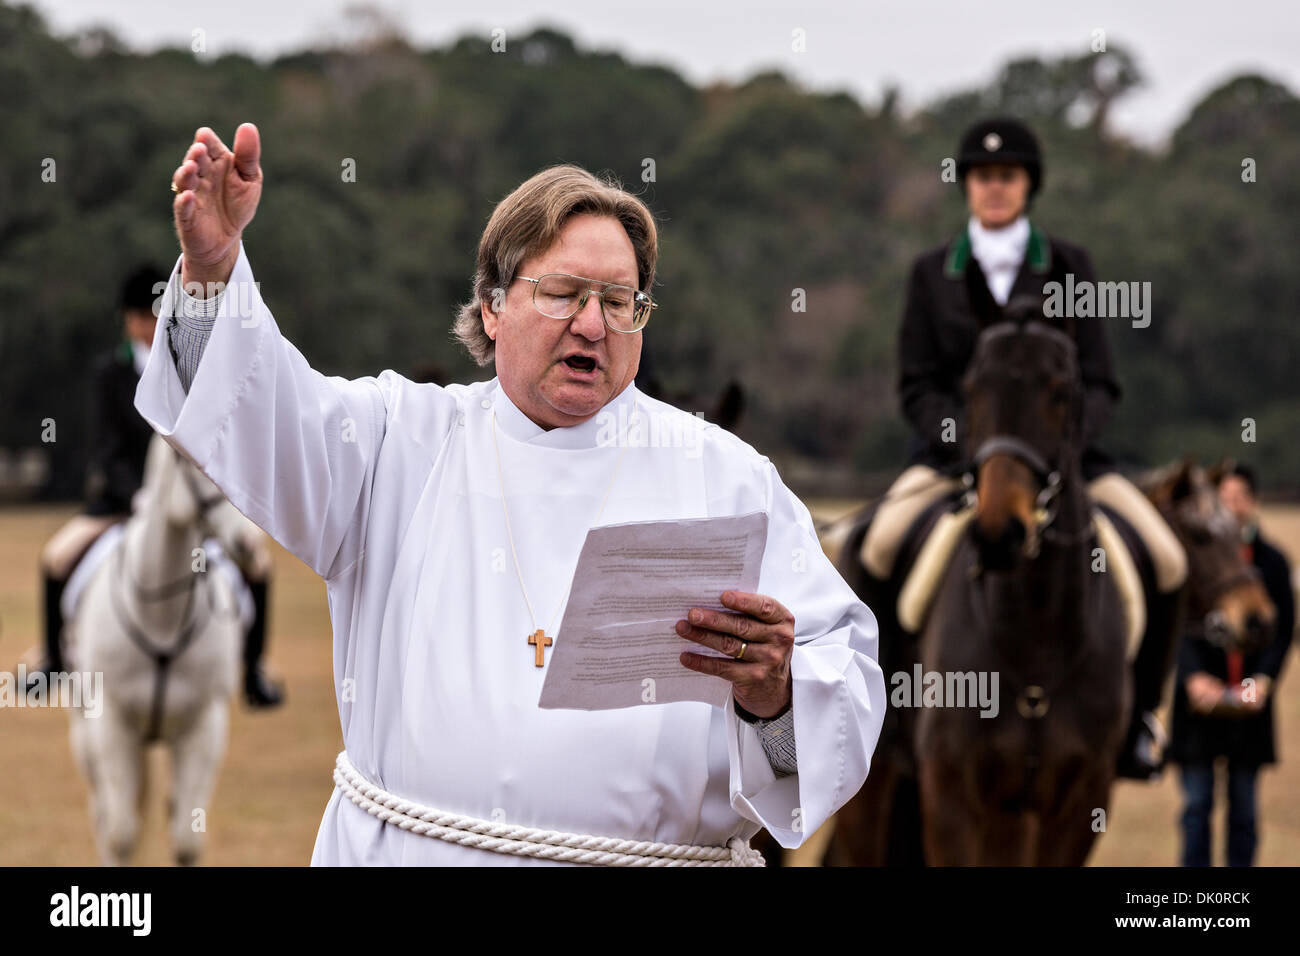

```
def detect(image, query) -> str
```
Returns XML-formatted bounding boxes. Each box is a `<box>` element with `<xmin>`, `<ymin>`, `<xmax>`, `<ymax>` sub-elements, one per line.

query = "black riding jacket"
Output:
<box><xmin>897</xmin><ymin>222</ymin><xmax>1121</xmax><ymax>480</ymax></box>
<box><xmin>84</xmin><ymin>339</ymin><xmax>154</xmax><ymax>516</ymax></box>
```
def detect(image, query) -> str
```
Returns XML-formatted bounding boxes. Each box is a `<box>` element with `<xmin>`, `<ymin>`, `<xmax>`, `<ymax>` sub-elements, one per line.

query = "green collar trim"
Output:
<box><xmin>942</xmin><ymin>229</ymin><xmax>971</xmax><ymax>278</ymax></box>
<box><xmin>115</xmin><ymin>339</ymin><xmax>134</xmax><ymax>365</ymax></box>
<box><xmin>1025</xmin><ymin>222</ymin><xmax>1050</xmax><ymax>273</ymax></box>
<box><xmin>944</xmin><ymin>220</ymin><xmax>1051</xmax><ymax>279</ymax></box>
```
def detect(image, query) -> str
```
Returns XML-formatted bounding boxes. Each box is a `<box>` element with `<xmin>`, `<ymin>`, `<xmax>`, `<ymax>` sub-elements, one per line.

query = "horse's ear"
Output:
<box><xmin>1206</xmin><ymin>457</ymin><xmax>1233</xmax><ymax>486</ymax></box>
<box><xmin>142</xmin><ymin>431</ymin><xmax>169</xmax><ymax>486</ymax></box>
<box><xmin>1012</xmin><ymin>290</ymin><xmax>1075</xmax><ymax>339</ymax></box>
<box><xmin>1145</xmin><ymin>458</ymin><xmax>1194</xmax><ymax>505</ymax></box>
<box><xmin>1004</xmin><ymin>294</ymin><xmax>1042</xmax><ymax>327</ymax></box>
<box><xmin>974</xmin><ymin>301</ymin><xmax>1003</xmax><ymax>332</ymax></box>
<box><xmin>1059</xmin><ymin>311</ymin><xmax>1077</xmax><ymax>341</ymax></box>
<box><xmin>1170</xmin><ymin>458</ymin><xmax>1196</xmax><ymax>501</ymax></box>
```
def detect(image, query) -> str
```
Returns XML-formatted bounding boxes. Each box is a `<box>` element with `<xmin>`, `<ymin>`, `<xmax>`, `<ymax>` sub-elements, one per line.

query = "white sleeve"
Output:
<box><xmin>724</xmin><ymin>459</ymin><xmax>886</xmax><ymax>849</ymax></box>
<box><xmin>134</xmin><ymin>241</ymin><xmax>393</xmax><ymax>581</ymax></box>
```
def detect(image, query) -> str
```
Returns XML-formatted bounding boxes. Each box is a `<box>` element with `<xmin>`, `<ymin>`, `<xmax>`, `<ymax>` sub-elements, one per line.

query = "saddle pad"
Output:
<box><xmin>63</xmin><ymin>530</ymin><xmax>254</xmax><ymax>632</ymax></box>
<box><xmin>896</xmin><ymin>505</ymin><xmax>1146</xmax><ymax>659</ymax></box>
<box><xmin>1093</xmin><ymin>509</ymin><xmax>1145</xmax><ymax>662</ymax></box>
<box><xmin>62</xmin><ymin>522</ymin><xmax>127</xmax><ymax>620</ymax></box>
<box><xmin>897</xmin><ymin>505</ymin><xmax>976</xmax><ymax>633</ymax></box>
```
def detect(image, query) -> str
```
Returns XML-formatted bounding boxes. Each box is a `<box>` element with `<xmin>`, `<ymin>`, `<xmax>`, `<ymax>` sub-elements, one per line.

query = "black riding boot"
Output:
<box><xmin>1116</xmin><ymin>586</ymin><xmax>1182</xmax><ymax>780</ymax></box>
<box><xmin>242</xmin><ymin>577</ymin><xmax>284</xmax><ymax>709</ymax></box>
<box><xmin>26</xmin><ymin>572</ymin><xmax>68</xmax><ymax>694</ymax></box>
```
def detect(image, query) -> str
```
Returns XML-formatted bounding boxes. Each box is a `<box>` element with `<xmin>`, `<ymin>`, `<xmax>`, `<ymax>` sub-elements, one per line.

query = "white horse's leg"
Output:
<box><xmin>169</xmin><ymin>697</ymin><xmax>229</xmax><ymax>866</ymax></box>
<box><xmin>68</xmin><ymin>709</ymin><xmax>108</xmax><ymax>862</ymax></box>
<box><xmin>89</xmin><ymin>705</ymin><xmax>146</xmax><ymax>866</ymax></box>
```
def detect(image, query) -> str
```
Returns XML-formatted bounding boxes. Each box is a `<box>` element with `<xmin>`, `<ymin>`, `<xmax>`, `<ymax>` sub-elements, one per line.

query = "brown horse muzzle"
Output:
<box><xmin>974</xmin><ymin>455</ymin><xmax>1040</xmax><ymax>568</ymax></box>
<box><xmin>1211</xmin><ymin>579</ymin><xmax>1276</xmax><ymax>654</ymax></box>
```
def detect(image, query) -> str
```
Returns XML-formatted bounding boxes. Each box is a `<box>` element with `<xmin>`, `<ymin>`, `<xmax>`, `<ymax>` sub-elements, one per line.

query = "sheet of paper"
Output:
<box><xmin>537</xmin><ymin>511</ymin><xmax>769</xmax><ymax>711</ymax></box>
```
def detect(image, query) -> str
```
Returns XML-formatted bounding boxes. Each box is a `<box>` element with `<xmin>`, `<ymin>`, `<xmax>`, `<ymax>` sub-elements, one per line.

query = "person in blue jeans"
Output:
<box><xmin>1170</xmin><ymin>462</ymin><xmax>1294</xmax><ymax>866</ymax></box>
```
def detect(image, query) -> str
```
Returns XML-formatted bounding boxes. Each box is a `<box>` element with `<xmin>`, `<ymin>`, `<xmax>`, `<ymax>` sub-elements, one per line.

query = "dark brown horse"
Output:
<box><xmin>1142</xmin><ymin>460</ymin><xmax>1275</xmax><ymax>656</ymax></box>
<box><xmin>822</xmin><ymin>338</ymin><xmax>1275</xmax><ymax>864</ymax></box>
<box><xmin>918</xmin><ymin>318</ymin><xmax>1133</xmax><ymax>864</ymax></box>
<box><xmin>828</xmin><ymin>313</ymin><xmax>1128</xmax><ymax>865</ymax></box>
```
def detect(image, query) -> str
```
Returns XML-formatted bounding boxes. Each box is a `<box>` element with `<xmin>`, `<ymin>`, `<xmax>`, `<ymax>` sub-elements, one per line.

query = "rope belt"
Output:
<box><xmin>332</xmin><ymin>751</ymin><xmax>766</xmax><ymax>867</ymax></box>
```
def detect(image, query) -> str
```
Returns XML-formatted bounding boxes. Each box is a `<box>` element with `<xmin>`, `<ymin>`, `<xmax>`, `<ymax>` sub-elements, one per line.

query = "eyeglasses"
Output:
<box><xmin>514</xmin><ymin>273</ymin><xmax>656</xmax><ymax>333</ymax></box>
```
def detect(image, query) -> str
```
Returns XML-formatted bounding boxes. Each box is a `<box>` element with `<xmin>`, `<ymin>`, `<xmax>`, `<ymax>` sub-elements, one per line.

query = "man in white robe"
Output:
<box><xmin>137</xmin><ymin>123</ymin><xmax>886</xmax><ymax>865</ymax></box>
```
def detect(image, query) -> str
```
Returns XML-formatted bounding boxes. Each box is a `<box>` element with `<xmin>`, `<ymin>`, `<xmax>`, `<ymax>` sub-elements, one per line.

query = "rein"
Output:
<box><xmin>109</xmin><ymin>549</ymin><xmax>206</xmax><ymax>742</ymax></box>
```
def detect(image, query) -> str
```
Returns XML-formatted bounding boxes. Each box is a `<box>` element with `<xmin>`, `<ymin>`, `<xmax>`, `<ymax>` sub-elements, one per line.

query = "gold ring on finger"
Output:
<box><xmin>171</xmin><ymin>181</ymin><xmax>180</xmax><ymax>193</ymax></box>
<box><xmin>735</xmin><ymin>641</ymin><xmax>748</xmax><ymax>661</ymax></box>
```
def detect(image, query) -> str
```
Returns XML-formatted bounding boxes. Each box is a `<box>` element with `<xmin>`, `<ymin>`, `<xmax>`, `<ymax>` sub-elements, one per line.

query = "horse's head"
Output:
<box><xmin>962</xmin><ymin>297</ymin><xmax>1081</xmax><ymax>570</ymax></box>
<box><xmin>143</xmin><ymin>433</ymin><xmax>260</xmax><ymax>567</ymax></box>
<box><xmin>1145</xmin><ymin>459</ymin><xmax>1275</xmax><ymax>654</ymax></box>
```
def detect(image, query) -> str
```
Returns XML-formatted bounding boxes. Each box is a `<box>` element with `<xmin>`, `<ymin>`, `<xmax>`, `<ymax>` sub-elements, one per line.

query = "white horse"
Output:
<box><xmin>66</xmin><ymin>432</ymin><xmax>260</xmax><ymax>865</ymax></box>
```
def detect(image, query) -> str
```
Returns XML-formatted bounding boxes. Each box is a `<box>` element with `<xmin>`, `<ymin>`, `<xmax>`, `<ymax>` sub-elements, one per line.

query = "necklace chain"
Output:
<box><xmin>490</xmin><ymin>401</ymin><xmax>633</xmax><ymax>640</ymax></box>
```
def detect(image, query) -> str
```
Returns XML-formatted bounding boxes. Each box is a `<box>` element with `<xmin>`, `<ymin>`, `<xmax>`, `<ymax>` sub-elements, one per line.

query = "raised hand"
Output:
<box><xmin>171</xmin><ymin>124</ymin><xmax>263</xmax><ymax>289</ymax></box>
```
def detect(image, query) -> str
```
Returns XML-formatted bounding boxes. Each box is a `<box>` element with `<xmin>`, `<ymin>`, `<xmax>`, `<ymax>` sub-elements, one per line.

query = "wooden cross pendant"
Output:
<box><xmin>528</xmin><ymin>629</ymin><xmax>553</xmax><ymax>667</ymax></box>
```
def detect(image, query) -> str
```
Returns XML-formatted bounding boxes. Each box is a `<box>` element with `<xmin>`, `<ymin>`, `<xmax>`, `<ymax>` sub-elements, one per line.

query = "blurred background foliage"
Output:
<box><xmin>2</xmin><ymin>2</ymin><xmax>1298</xmax><ymax>499</ymax></box>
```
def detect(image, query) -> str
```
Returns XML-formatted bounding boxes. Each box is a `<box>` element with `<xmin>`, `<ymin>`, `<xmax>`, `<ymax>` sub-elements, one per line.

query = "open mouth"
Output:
<box><xmin>563</xmin><ymin>355</ymin><xmax>598</xmax><ymax>373</ymax></box>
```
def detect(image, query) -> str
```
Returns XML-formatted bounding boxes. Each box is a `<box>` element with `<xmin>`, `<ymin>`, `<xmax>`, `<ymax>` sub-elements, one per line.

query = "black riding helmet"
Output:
<box><xmin>956</xmin><ymin>116</ymin><xmax>1043</xmax><ymax>198</ymax></box>
<box><xmin>120</xmin><ymin>263</ymin><xmax>167</xmax><ymax>317</ymax></box>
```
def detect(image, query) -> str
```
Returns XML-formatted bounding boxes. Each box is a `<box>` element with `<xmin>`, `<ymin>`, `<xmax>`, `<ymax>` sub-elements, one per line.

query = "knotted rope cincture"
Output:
<box><xmin>332</xmin><ymin>751</ymin><xmax>765</xmax><ymax>867</ymax></box>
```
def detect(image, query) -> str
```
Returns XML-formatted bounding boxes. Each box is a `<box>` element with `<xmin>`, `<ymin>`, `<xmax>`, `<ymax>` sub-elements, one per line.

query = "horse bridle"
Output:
<box><xmin>180</xmin><ymin>461</ymin><xmax>229</xmax><ymax>517</ymax></box>
<box><xmin>126</xmin><ymin>462</ymin><xmax>230</xmax><ymax>601</ymax></box>
<box><xmin>108</xmin><ymin>451</ymin><xmax>234</xmax><ymax>741</ymax></box>
<box><xmin>1180</xmin><ymin>528</ymin><xmax>1266</xmax><ymax>649</ymax></box>
<box><xmin>110</xmin><ymin>553</ymin><xmax>206</xmax><ymax>742</ymax></box>
<box><xmin>965</xmin><ymin>322</ymin><xmax>1090</xmax><ymax>555</ymax></box>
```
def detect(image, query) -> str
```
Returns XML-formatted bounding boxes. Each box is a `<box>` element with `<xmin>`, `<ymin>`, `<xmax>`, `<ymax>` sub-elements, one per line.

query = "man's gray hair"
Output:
<box><xmin>453</xmin><ymin>165</ymin><xmax>659</xmax><ymax>366</ymax></box>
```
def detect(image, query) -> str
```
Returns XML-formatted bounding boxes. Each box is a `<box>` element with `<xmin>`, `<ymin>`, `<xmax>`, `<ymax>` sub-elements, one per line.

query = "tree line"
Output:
<box><xmin>2</xmin><ymin>3</ymin><xmax>1297</xmax><ymax>499</ymax></box>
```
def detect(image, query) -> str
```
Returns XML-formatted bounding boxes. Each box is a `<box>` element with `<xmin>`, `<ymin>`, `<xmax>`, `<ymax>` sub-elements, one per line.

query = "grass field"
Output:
<box><xmin>1</xmin><ymin>502</ymin><xmax>1296</xmax><ymax>866</ymax></box>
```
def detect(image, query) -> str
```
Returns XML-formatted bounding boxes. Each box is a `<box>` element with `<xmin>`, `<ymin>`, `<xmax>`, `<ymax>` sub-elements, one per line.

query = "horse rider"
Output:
<box><xmin>29</xmin><ymin>264</ymin><xmax>284</xmax><ymax>708</ymax></box>
<box><xmin>1170</xmin><ymin>462</ymin><xmax>1294</xmax><ymax>865</ymax></box>
<box><xmin>859</xmin><ymin>116</ymin><xmax>1188</xmax><ymax>779</ymax></box>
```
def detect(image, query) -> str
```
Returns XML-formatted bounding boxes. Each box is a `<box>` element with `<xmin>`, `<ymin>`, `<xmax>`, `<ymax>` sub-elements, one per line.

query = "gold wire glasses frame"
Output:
<box><xmin>514</xmin><ymin>273</ymin><xmax>657</xmax><ymax>333</ymax></box>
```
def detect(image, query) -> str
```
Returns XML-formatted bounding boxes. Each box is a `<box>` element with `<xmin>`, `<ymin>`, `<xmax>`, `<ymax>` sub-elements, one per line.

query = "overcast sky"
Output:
<box><xmin>28</xmin><ymin>0</ymin><xmax>1300</xmax><ymax>147</ymax></box>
